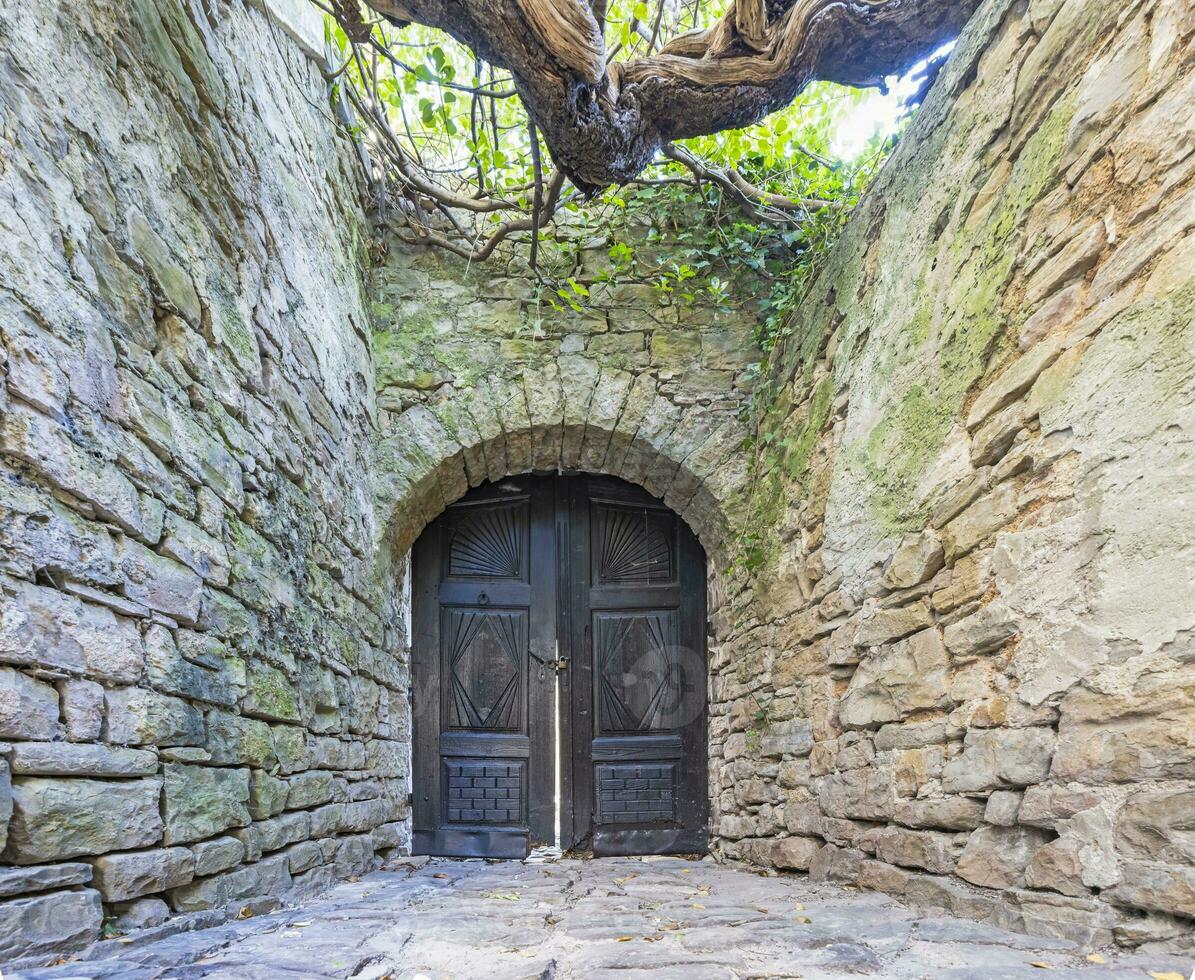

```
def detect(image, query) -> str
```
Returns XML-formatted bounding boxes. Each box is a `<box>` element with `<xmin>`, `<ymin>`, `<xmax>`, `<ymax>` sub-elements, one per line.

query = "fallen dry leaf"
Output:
<box><xmin>793</xmin><ymin>902</ymin><xmax>805</xmax><ymax>911</ymax></box>
<box><xmin>795</xmin><ymin>916</ymin><xmax>812</xmax><ymax>924</ymax></box>
<box><xmin>1028</xmin><ymin>962</ymin><xmax>1054</xmax><ymax>970</ymax></box>
<box><xmin>1085</xmin><ymin>953</ymin><xmax>1106</xmax><ymax>964</ymax></box>
<box><xmin>691</xmin><ymin>903</ymin><xmax>705</xmax><ymax>910</ymax></box>
<box><xmin>616</xmin><ymin>935</ymin><xmax>635</xmax><ymax>942</ymax></box>
<box><xmin>432</xmin><ymin>873</ymin><xmax>451</xmax><ymax>879</ymax></box>
<box><xmin>1148</xmin><ymin>973</ymin><xmax>1186</xmax><ymax>980</ymax></box>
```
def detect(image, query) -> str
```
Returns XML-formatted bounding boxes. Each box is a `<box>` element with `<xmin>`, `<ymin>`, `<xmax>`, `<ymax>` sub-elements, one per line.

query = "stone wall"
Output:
<box><xmin>367</xmin><ymin>231</ymin><xmax>761</xmax><ymax>567</ymax></box>
<box><xmin>711</xmin><ymin>0</ymin><xmax>1195</xmax><ymax>952</ymax></box>
<box><xmin>0</xmin><ymin>0</ymin><xmax>408</xmax><ymax>961</ymax></box>
<box><xmin>1</xmin><ymin>0</ymin><xmax>1192</xmax><ymax>965</ymax></box>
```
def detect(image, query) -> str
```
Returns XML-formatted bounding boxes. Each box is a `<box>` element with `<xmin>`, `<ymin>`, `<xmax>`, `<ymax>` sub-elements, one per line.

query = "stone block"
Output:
<box><xmin>285</xmin><ymin>770</ymin><xmax>334</xmax><ymax>810</ymax></box>
<box><xmin>117</xmin><ymin>538</ymin><xmax>203</xmax><ymax>625</ymax></box>
<box><xmin>239</xmin><ymin>811</ymin><xmax>310</xmax><ymax>855</ymax></box>
<box><xmin>808</xmin><ymin>843</ymin><xmax>864</xmax><ymax>884</ymax></box>
<box><xmin>9</xmin><ymin>742</ymin><xmax>157</xmax><ymax>777</ymax></box>
<box><xmin>206</xmin><ymin>710</ymin><xmax>276</xmax><ymax>768</ymax></box>
<box><xmin>308</xmin><ymin>802</ymin><xmax>345</xmax><ymax>838</ymax></box>
<box><xmin>61</xmin><ymin>678</ymin><xmax>104</xmax><ymax>741</ymax></box>
<box><xmin>941</xmin><ymin>482</ymin><xmax>1019</xmax><ymax>559</ymax></box>
<box><xmin>190</xmin><ymin>836</ymin><xmax>245</xmax><ymax>876</ymax></box>
<box><xmin>243</xmin><ymin>662</ymin><xmax>300</xmax><ymax>723</ymax></box>
<box><xmin>997</xmin><ymin>889</ymin><xmax>1116</xmax><ymax>947</ymax></box>
<box><xmin>942</xmin><ymin>601</ymin><xmax>1019</xmax><ymax>657</ymax></box>
<box><xmin>105</xmin><ymin>687</ymin><xmax>205</xmax><ymax>747</ymax></box>
<box><xmin>144</xmin><ymin>624</ymin><xmax>239</xmax><ymax>707</ymax></box>
<box><xmin>1115</xmin><ymin>788</ymin><xmax>1195</xmax><ymax>864</ymax></box>
<box><xmin>289</xmin><ymin>863</ymin><xmax>336</xmax><ymax>903</ymax></box>
<box><xmin>838</xmin><ymin>628</ymin><xmax>951</xmax><ymax>729</ymax></box>
<box><xmin>339</xmin><ymin>798</ymin><xmax>387</xmax><ymax>834</ymax></box>
<box><xmin>90</xmin><ymin>846</ymin><xmax>195</xmax><ymax>901</ymax></box>
<box><xmin>905</xmin><ymin>873</ymin><xmax>999</xmax><ymax>921</ymax></box>
<box><xmin>0</xmin><ymin>579</ymin><xmax>143</xmax><ymax>683</ymax></box>
<box><xmin>0</xmin><ymin>862</ymin><xmax>92</xmax><ymax>898</ymax></box>
<box><xmin>894</xmin><ymin>796</ymin><xmax>986</xmax><ymax>831</ymax></box>
<box><xmin>881</xmin><ymin>530</ymin><xmax>944</xmax><ymax>590</ymax></box>
<box><xmin>941</xmin><ymin>728</ymin><xmax>1056</xmax><ymax>793</ymax></box>
<box><xmin>168</xmin><ymin>853</ymin><xmax>292</xmax><ymax>913</ymax></box>
<box><xmin>0</xmin><ymin>887</ymin><xmax>102</xmax><ymax>960</ymax></box>
<box><xmin>0</xmin><ymin>667</ymin><xmax>60</xmax><ymax>740</ymax></box>
<box><xmin>956</xmin><ymin>825</ymin><xmax>1052</xmax><ymax>890</ymax></box>
<box><xmin>162</xmin><ymin>764</ymin><xmax>250</xmax><ymax>845</ymax></box>
<box><xmin>371</xmin><ymin>821</ymin><xmax>405</xmax><ymax>851</ymax></box>
<box><xmin>1018</xmin><ymin>783</ymin><xmax>1100</xmax><ymax>828</ymax></box>
<box><xmin>3</xmin><ymin>777</ymin><xmax>162</xmax><ymax>864</ymax></box>
<box><xmin>334</xmin><ymin>834</ymin><xmax>374</xmax><ymax>877</ymax></box>
<box><xmin>283</xmin><ymin>839</ymin><xmax>323</xmax><ymax>874</ymax></box>
<box><xmin>1051</xmin><ymin>709</ymin><xmax>1195</xmax><ymax>784</ymax></box>
<box><xmin>248</xmin><ymin>769</ymin><xmax>289</xmax><ymax>820</ymax></box>
<box><xmin>0</xmin><ymin>401</ymin><xmax>163</xmax><ymax>543</ymax></box>
<box><xmin>1105</xmin><ymin>861</ymin><xmax>1195</xmax><ymax>919</ymax></box>
<box><xmin>854</xmin><ymin>600</ymin><xmax>933</xmax><ymax>648</ymax></box>
<box><xmin>271</xmin><ymin>724</ymin><xmax>309</xmax><ymax>774</ymax></box>
<box><xmin>769</xmin><ymin>835</ymin><xmax>822</xmax><ymax>871</ymax></box>
<box><xmin>874</xmin><ymin>826</ymin><xmax>965</xmax><ymax>874</ymax></box>
<box><xmin>160</xmin><ymin>511</ymin><xmax>230</xmax><ymax>586</ymax></box>
<box><xmin>858</xmin><ymin>859</ymin><xmax>912</xmax><ymax>895</ymax></box>
<box><xmin>110</xmin><ymin>896</ymin><xmax>171</xmax><ymax>932</ymax></box>
<box><xmin>983</xmin><ymin>790</ymin><xmax>1023</xmax><ymax>827</ymax></box>
<box><xmin>816</xmin><ymin>768</ymin><xmax>895</xmax><ymax>822</ymax></box>
<box><xmin>758</xmin><ymin>719</ymin><xmax>813</xmax><ymax>758</ymax></box>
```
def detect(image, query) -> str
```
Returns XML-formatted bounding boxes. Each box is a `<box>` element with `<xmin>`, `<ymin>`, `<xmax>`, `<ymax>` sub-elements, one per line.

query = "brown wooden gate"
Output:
<box><xmin>411</xmin><ymin>474</ymin><xmax>708</xmax><ymax>858</ymax></box>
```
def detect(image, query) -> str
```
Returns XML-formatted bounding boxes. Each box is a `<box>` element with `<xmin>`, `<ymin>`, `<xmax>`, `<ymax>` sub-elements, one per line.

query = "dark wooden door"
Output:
<box><xmin>411</xmin><ymin>478</ymin><xmax>556</xmax><ymax>857</ymax></box>
<box><xmin>412</xmin><ymin>474</ymin><xmax>707</xmax><ymax>859</ymax></box>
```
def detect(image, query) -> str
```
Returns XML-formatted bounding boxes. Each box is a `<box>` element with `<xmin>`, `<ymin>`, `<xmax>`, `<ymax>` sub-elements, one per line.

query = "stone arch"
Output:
<box><xmin>369</xmin><ymin>358</ymin><xmax>751</xmax><ymax>581</ymax></box>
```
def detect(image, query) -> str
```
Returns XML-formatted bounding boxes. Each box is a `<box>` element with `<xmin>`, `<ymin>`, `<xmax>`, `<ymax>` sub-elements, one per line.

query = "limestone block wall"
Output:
<box><xmin>711</xmin><ymin>0</ymin><xmax>1195</xmax><ymax>952</ymax></box>
<box><xmin>0</xmin><ymin>0</ymin><xmax>407</xmax><ymax>961</ymax></box>
<box><xmin>367</xmin><ymin>233</ymin><xmax>762</xmax><ymax>566</ymax></box>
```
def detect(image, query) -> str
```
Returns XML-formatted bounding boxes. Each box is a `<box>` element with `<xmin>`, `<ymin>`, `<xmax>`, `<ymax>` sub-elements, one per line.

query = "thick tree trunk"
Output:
<box><xmin>364</xmin><ymin>0</ymin><xmax>982</xmax><ymax>191</ymax></box>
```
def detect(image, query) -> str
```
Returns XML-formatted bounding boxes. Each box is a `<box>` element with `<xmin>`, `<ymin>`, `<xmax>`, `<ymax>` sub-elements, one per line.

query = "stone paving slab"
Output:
<box><xmin>6</xmin><ymin>857</ymin><xmax>1193</xmax><ymax>979</ymax></box>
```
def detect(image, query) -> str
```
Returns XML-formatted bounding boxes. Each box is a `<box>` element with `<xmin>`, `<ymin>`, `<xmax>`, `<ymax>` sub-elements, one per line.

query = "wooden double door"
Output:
<box><xmin>412</xmin><ymin>474</ymin><xmax>708</xmax><ymax>858</ymax></box>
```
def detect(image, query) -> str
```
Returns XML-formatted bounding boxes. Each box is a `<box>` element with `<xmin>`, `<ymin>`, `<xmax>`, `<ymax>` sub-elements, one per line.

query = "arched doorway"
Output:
<box><xmin>410</xmin><ymin>473</ymin><xmax>708</xmax><ymax>859</ymax></box>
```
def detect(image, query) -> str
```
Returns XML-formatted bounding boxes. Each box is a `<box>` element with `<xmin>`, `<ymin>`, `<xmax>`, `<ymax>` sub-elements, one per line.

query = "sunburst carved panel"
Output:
<box><xmin>592</xmin><ymin>503</ymin><xmax>675</xmax><ymax>584</ymax></box>
<box><xmin>446</xmin><ymin>500</ymin><xmax>527</xmax><ymax>579</ymax></box>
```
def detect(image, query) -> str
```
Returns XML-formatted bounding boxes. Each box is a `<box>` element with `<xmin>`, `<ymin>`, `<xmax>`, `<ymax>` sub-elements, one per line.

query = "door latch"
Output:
<box><xmin>530</xmin><ymin>651</ymin><xmax>569</xmax><ymax>672</ymax></box>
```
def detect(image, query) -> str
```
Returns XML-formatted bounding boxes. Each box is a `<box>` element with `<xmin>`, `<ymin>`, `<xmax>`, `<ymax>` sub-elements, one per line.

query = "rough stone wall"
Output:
<box><xmin>0</xmin><ymin>0</ymin><xmax>408</xmax><ymax>961</ymax></box>
<box><xmin>367</xmin><ymin>233</ymin><xmax>761</xmax><ymax>567</ymax></box>
<box><xmin>711</xmin><ymin>0</ymin><xmax>1195</xmax><ymax>951</ymax></box>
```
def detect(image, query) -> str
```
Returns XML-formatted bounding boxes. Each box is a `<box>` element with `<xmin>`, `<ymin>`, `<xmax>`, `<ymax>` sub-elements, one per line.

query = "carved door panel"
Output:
<box><xmin>412</xmin><ymin>474</ymin><xmax>707</xmax><ymax>859</ymax></box>
<box><xmin>564</xmin><ymin>476</ymin><xmax>708</xmax><ymax>856</ymax></box>
<box><xmin>412</xmin><ymin>479</ymin><xmax>556</xmax><ymax>857</ymax></box>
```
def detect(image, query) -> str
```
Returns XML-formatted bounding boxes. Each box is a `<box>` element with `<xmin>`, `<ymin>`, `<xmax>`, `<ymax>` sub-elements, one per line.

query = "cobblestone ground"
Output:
<box><xmin>10</xmin><ymin>857</ymin><xmax>1193</xmax><ymax>980</ymax></box>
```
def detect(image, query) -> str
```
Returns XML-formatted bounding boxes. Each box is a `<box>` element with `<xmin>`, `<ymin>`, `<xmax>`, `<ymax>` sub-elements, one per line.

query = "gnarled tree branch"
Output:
<box><xmin>359</xmin><ymin>0</ymin><xmax>981</xmax><ymax>191</ymax></box>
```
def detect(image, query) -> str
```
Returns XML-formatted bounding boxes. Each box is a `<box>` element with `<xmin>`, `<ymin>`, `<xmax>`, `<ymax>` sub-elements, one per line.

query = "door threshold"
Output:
<box><xmin>524</xmin><ymin>844</ymin><xmax>563</xmax><ymax>864</ymax></box>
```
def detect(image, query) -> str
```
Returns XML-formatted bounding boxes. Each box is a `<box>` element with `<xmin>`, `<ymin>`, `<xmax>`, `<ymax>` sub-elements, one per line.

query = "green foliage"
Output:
<box><xmin>325</xmin><ymin>2</ymin><xmax>919</xmax><ymax>575</ymax></box>
<box><xmin>324</xmin><ymin>4</ymin><xmax>895</xmax><ymax>304</ymax></box>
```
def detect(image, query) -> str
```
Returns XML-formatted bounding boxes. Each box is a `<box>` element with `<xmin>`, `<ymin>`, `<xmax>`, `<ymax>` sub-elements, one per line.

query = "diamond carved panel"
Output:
<box><xmin>595</xmin><ymin>611</ymin><xmax>683</xmax><ymax>734</ymax></box>
<box><xmin>444</xmin><ymin>609</ymin><xmax>526</xmax><ymax>731</ymax></box>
